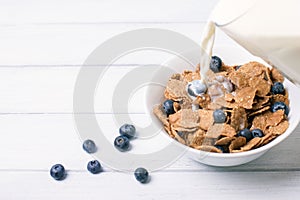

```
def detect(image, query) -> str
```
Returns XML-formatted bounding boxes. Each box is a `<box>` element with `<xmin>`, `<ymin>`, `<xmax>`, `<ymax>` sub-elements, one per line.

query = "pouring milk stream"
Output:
<box><xmin>205</xmin><ymin>0</ymin><xmax>300</xmax><ymax>86</ymax></box>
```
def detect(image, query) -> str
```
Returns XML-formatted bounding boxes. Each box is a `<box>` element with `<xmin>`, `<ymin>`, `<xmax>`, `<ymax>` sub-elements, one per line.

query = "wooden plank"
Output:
<box><xmin>0</xmin><ymin>23</ymin><xmax>235</xmax><ymax>65</ymax></box>
<box><xmin>0</xmin><ymin>114</ymin><xmax>299</xmax><ymax>171</ymax></box>
<box><xmin>0</xmin><ymin>0</ymin><xmax>218</xmax><ymax>24</ymax></box>
<box><xmin>0</xmin><ymin>171</ymin><xmax>299</xmax><ymax>199</ymax></box>
<box><xmin>0</xmin><ymin>41</ymin><xmax>254</xmax><ymax>113</ymax></box>
<box><xmin>0</xmin><ymin>66</ymin><xmax>146</xmax><ymax>113</ymax></box>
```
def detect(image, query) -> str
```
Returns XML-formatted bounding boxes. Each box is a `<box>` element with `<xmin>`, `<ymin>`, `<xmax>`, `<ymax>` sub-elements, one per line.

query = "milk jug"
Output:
<box><xmin>211</xmin><ymin>0</ymin><xmax>300</xmax><ymax>85</ymax></box>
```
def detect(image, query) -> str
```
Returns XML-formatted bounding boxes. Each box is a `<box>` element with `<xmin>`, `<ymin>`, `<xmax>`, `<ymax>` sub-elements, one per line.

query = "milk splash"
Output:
<box><xmin>187</xmin><ymin>21</ymin><xmax>216</xmax><ymax>110</ymax></box>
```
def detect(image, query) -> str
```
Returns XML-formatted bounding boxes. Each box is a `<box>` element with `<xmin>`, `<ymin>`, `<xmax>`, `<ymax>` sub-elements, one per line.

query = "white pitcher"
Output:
<box><xmin>211</xmin><ymin>0</ymin><xmax>300</xmax><ymax>85</ymax></box>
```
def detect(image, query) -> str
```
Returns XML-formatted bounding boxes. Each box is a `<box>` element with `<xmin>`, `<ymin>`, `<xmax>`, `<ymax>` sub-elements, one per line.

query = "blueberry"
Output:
<box><xmin>82</xmin><ymin>139</ymin><xmax>97</xmax><ymax>153</ymax></box>
<box><xmin>222</xmin><ymin>81</ymin><xmax>233</xmax><ymax>92</ymax></box>
<box><xmin>119</xmin><ymin>124</ymin><xmax>136</xmax><ymax>139</ymax></box>
<box><xmin>87</xmin><ymin>160</ymin><xmax>102</xmax><ymax>174</ymax></box>
<box><xmin>251</xmin><ymin>129</ymin><xmax>264</xmax><ymax>138</ymax></box>
<box><xmin>271</xmin><ymin>101</ymin><xmax>289</xmax><ymax>116</ymax></box>
<box><xmin>210</xmin><ymin>56</ymin><xmax>222</xmax><ymax>73</ymax></box>
<box><xmin>271</xmin><ymin>82</ymin><xmax>285</xmax><ymax>94</ymax></box>
<box><xmin>235</xmin><ymin>65</ymin><xmax>242</xmax><ymax>70</ymax></box>
<box><xmin>50</xmin><ymin>164</ymin><xmax>65</xmax><ymax>180</ymax></box>
<box><xmin>114</xmin><ymin>136</ymin><xmax>130</xmax><ymax>152</ymax></box>
<box><xmin>163</xmin><ymin>99</ymin><xmax>175</xmax><ymax>116</ymax></box>
<box><xmin>213</xmin><ymin>109</ymin><xmax>226</xmax><ymax>123</ymax></box>
<box><xmin>187</xmin><ymin>80</ymin><xmax>207</xmax><ymax>97</ymax></box>
<box><xmin>215</xmin><ymin>145</ymin><xmax>225</xmax><ymax>153</ymax></box>
<box><xmin>134</xmin><ymin>167</ymin><xmax>149</xmax><ymax>184</ymax></box>
<box><xmin>177</xmin><ymin>131</ymin><xmax>185</xmax><ymax>138</ymax></box>
<box><xmin>237</xmin><ymin>128</ymin><xmax>253</xmax><ymax>142</ymax></box>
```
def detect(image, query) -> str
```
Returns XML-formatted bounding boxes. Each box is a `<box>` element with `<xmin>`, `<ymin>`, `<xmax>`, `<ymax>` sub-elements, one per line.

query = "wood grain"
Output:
<box><xmin>0</xmin><ymin>23</ymin><xmax>234</xmax><ymax>65</ymax></box>
<box><xmin>0</xmin><ymin>0</ymin><xmax>218</xmax><ymax>24</ymax></box>
<box><xmin>1</xmin><ymin>171</ymin><xmax>300</xmax><ymax>200</ymax></box>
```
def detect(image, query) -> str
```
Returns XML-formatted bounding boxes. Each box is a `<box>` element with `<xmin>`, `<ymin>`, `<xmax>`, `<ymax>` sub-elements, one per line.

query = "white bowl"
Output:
<box><xmin>146</xmin><ymin>46</ymin><xmax>300</xmax><ymax>167</ymax></box>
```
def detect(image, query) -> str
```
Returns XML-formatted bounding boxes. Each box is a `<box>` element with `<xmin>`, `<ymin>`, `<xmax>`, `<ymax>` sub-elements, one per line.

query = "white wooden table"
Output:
<box><xmin>0</xmin><ymin>0</ymin><xmax>300</xmax><ymax>199</ymax></box>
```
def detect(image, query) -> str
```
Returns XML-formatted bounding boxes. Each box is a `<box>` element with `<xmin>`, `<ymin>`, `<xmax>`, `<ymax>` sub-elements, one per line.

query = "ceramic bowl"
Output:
<box><xmin>146</xmin><ymin>46</ymin><xmax>300</xmax><ymax>167</ymax></box>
